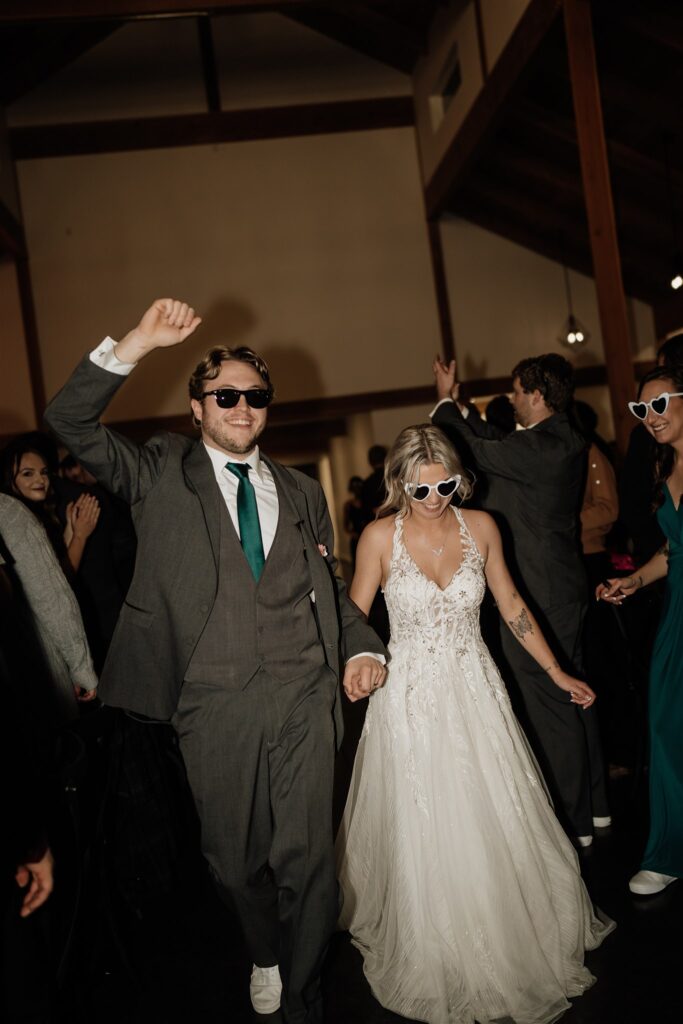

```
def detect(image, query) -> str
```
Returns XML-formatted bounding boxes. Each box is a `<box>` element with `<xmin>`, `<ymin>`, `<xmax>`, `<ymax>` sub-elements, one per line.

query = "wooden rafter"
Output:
<box><xmin>10</xmin><ymin>96</ymin><xmax>414</xmax><ymax>160</ymax></box>
<box><xmin>0</xmin><ymin>1</ymin><xmax>307</xmax><ymax>22</ymax></box>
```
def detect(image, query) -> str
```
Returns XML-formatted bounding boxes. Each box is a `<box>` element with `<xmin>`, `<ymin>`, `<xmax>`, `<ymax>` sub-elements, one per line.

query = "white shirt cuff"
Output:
<box><xmin>90</xmin><ymin>336</ymin><xmax>137</xmax><ymax>375</ymax></box>
<box><xmin>347</xmin><ymin>652</ymin><xmax>386</xmax><ymax>665</ymax></box>
<box><xmin>429</xmin><ymin>397</ymin><xmax>469</xmax><ymax>419</ymax></box>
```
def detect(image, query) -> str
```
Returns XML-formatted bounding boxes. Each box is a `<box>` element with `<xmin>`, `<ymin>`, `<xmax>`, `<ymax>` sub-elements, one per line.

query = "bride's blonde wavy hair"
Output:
<box><xmin>377</xmin><ymin>424</ymin><xmax>473</xmax><ymax>519</ymax></box>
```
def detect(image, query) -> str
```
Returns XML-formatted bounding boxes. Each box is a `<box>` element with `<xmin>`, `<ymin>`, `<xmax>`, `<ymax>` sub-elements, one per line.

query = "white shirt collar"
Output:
<box><xmin>203</xmin><ymin>442</ymin><xmax>264</xmax><ymax>482</ymax></box>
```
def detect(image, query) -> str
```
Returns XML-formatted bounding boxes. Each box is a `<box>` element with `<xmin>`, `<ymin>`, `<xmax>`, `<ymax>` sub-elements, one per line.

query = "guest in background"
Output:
<box><xmin>432</xmin><ymin>354</ymin><xmax>609</xmax><ymax>846</ymax></box>
<box><xmin>0</xmin><ymin>436</ymin><xmax>100</xmax><ymax>576</ymax></box>
<box><xmin>342</xmin><ymin>475</ymin><xmax>365</xmax><ymax>566</ymax></box>
<box><xmin>484</xmin><ymin>393</ymin><xmax>516</xmax><ymax>435</ymax></box>
<box><xmin>600</xmin><ymin>365</ymin><xmax>683</xmax><ymax>895</ymax></box>
<box><xmin>360</xmin><ymin>445</ymin><xmax>387</xmax><ymax>527</ymax></box>
<box><xmin>0</xmin><ymin>492</ymin><xmax>98</xmax><ymax>721</ymax></box>
<box><xmin>57</xmin><ymin>454</ymin><xmax>137</xmax><ymax>671</ymax></box>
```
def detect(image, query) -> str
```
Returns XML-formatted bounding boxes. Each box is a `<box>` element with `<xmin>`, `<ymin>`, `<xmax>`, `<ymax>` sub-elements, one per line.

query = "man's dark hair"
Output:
<box><xmin>511</xmin><ymin>353</ymin><xmax>574</xmax><ymax>413</ymax></box>
<box><xmin>188</xmin><ymin>346</ymin><xmax>273</xmax><ymax>427</ymax></box>
<box><xmin>657</xmin><ymin>332</ymin><xmax>683</xmax><ymax>368</ymax></box>
<box><xmin>367</xmin><ymin>445</ymin><xmax>387</xmax><ymax>468</ymax></box>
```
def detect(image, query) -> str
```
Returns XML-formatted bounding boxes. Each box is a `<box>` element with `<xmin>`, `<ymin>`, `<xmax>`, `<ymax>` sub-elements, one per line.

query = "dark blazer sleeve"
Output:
<box><xmin>44</xmin><ymin>354</ymin><xmax>168</xmax><ymax>505</ymax></box>
<box><xmin>310</xmin><ymin>483</ymin><xmax>387</xmax><ymax>664</ymax></box>
<box><xmin>433</xmin><ymin>401</ymin><xmax>536</xmax><ymax>482</ymax></box>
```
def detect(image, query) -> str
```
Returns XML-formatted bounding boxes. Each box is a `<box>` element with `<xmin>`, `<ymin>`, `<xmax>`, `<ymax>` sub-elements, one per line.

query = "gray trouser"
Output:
<box><xmin>174</xmin><ymin>664</ymin><xmax>338</xmax><ymax>1024</ymax></box>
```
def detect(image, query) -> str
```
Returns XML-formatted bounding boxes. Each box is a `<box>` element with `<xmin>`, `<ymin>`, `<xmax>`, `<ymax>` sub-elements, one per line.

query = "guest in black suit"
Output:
<box><xmin>431</xmin><ymin>354</ymin><xmax>609</xmax><ymax>846</ymax></box>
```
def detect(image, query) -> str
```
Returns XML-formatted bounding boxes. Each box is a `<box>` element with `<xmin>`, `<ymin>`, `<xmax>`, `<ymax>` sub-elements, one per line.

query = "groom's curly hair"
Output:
<box><xmin>188</xmin><ymin>346</ymin><xmax>273</xmax><ymax>427</ymax></box>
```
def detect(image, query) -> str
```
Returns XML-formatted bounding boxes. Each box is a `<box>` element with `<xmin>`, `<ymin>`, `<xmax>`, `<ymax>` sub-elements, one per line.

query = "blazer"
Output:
<box><xmin>433</xmin><ymin>401</ymin><xmax>587</xmax><ymax>610</ymax></box>
<box><xmin>45</xmin><ymin>355</ymin><xmax>385</xmax><ymax>727</ymax></box>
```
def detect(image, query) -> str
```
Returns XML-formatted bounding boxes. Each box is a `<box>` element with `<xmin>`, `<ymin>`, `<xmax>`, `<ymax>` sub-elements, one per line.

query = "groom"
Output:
<box><xmin>45</xmin><ymin>298</ymin><xmax>387</xmax><ymax>1023</ymax></box>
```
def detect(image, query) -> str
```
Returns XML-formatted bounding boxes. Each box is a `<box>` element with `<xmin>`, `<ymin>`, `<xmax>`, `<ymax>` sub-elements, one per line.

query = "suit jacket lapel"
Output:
<box><xmin>183</xmin><ymin>442</ymin><xmax>221</xmax><ymax>567</ymax></box>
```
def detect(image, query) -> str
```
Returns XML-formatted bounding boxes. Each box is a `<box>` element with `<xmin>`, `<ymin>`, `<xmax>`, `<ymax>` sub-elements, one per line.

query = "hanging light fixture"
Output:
<box><xmin>559</xmin><ymin>265</ymin><xmax>589</xmax><ymax>348</ymax></box>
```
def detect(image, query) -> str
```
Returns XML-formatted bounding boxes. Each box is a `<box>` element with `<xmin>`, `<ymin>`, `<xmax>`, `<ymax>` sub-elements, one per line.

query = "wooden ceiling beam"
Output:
<box><xmin>10</xmin><ymin>96</ymin><xmax>414</xmax><ymax>160</ymax></box>
<box><xmin>424</xmin><ymin>0</ymin><xmax>562</xmax><ymax>218</ymax></box>
<box><xmin>564</xmin><ymin>0</ymin><xmax>635</xmax><ymax>457</ymax></box>
<box><xmin>0</xmin><ymin>1</ymin><xmax>308</xmax><ymax>23</ymax></box>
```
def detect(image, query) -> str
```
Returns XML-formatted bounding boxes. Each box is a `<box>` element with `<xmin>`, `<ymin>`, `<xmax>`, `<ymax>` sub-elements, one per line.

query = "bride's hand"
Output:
<box><xmin>552</xmin><ymin>670</ymin><xmax>596</xmax><ymax>708</ymax></box>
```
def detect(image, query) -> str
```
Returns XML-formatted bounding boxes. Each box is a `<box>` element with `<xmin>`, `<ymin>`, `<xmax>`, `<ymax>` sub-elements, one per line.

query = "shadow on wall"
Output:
<box><xmin>105</xmin><ymin>297</ymin><xmax>260</xmax><ymax>421</ymax></box>
<box><xmin>259</xmin><ymin>344</ymin><xmax>326</xmax><ymax>403</ymax></box>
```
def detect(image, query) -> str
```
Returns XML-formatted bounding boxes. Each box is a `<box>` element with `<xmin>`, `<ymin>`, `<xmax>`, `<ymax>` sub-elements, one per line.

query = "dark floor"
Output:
<box><xmin>39</xmin><ymin>762</ymin><xmax>678</xmax><ymax>1024</ymax></box>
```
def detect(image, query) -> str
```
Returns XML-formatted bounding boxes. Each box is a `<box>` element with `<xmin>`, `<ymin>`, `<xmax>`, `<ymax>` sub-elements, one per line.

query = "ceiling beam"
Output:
<box><xmin>564</xmin><ymin>0</ymin><xmax>635</xmax><ymax>457</ymax></box>
<box><xmin>0</xmin><ymin>1</ymin><xmax>308</xmax><ymax>23</ymax></box>
<box><xmin>424</xmin><ymin>0</ymin><xmax>562</xmax><ymax>218</ymax></box>
<box><xmin>10</xmin><ymin>96</ymin><xmax>414</xmax><ymax>159</ymax></box>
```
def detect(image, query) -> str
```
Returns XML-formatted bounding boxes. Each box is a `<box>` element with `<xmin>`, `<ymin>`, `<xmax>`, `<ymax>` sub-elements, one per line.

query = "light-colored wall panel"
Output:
<box><xmin>413</xmin><ymin>1</ymin><xmax>484</xmax><ymax>185</ymax></box>
<box><xmin>8</xmin><ymin>20</ymin><xmax>206</xmax><ymax>127</ymax></box>
<box><xmin>214</xmin><ymin>13</ymin><xmax>410</xmax><ymax>109</ymax></box>
<box><xmin>480</xmin><ymin>0</ymin><xmax>531</xmax><ymax>69</ymax></box>
<box><xmin>0</xmin><ymin>260</ymin><xmax>36</xmax><ymax>434</ymax></box>
<box><xmin>17</xmin><ymin>128</ymin><xmax>441</xmax><ymax>423</ymax></box>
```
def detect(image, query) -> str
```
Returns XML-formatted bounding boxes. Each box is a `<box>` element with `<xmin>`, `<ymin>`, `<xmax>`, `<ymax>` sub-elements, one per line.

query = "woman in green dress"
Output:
<box><xmin>599</xmin><ymin>366</ymin><xmax>683</xmax><ymax>895</ymax></box>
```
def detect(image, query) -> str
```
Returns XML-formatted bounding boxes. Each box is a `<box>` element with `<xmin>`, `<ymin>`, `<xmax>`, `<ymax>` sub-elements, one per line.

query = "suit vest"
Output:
<box><xmin>185</xmin><ymin>481</ymin><xmax>325</xmax><ymax>689</ymax></box>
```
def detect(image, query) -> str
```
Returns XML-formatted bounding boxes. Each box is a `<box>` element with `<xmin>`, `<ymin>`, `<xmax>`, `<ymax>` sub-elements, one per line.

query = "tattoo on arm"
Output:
<box><xmin>657</xmin><ymin>542</ymin><xmax>669</xmax><ymax>563</ymax></box>
<box><xmin>543</xmin><ymin>660</ymin><xmax>559</xmax><ymax>675</ymax></box>
<box><xmin>508</xmin><ymin>608</ymin><xmax>534</xmax><ymax>641</ymax></box>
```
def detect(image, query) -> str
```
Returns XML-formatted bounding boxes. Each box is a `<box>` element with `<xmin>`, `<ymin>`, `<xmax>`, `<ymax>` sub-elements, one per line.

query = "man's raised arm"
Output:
<box><xmin>44</xmin><ymin>299</ymin><xmax>202</xmax><ymax>504</ymax></box>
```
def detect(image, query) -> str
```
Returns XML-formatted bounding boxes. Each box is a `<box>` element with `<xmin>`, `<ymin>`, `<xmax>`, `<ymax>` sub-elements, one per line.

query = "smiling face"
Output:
<box><xmin>190</xmin><ymin>359</ymin><xmax>268</xmax><ymax>457</ymax></box>
<box><xmin>13</xmin><ymin>451</ymin><xmax>50</xmax><ymax>503</ymax></box>
<box><xmin>407</xmin><ymin>462</ymin><xmax>455</xmax><ymax>522</ymax></box>
<box><xmin>640</xmin><ymin>377</ymin><xmax>683</xmax><ymax>447</ymax></box>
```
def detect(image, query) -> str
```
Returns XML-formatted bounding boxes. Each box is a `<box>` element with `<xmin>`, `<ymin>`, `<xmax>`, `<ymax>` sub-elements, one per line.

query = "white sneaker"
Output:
<box><xmin>250</xmin><ymin>964</ymin><xmax>282</xmax><ymax>1014</ymax></box>
<box><xmin>593</xmin><ymin>815</ymin><xmax>612</xmax><ymax>828</ymax></box>
<box><xmin>576</xmin><ymin>834</ymin><xmax>593</xmax><ymax>848</ymax></box>
<box><xmin>629</xmin><ymin>870</ymin><xmax>677</xmax><ymax>896</ymax></box>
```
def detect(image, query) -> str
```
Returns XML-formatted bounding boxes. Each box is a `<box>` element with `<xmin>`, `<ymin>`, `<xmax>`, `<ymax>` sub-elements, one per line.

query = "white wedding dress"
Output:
<box><xmin>336</xmin><ymin>509</ymin><xmax>614</xmax><ymax>1024</ymax></box>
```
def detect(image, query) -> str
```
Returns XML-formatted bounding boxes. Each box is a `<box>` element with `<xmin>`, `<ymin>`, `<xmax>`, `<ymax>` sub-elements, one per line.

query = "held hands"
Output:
<box><xmin>343</xmin><ymin>656</ymin><xmax>387</xmax><ymax>703</ymax></box>
<box><xmin>432</xmin><ymin>356</ymin><xmax>461</xmax><ymax>404</ymax></box>
<box><xmin>115</xmin><ymin>298</ymin><xmax>202</xmax><ymax>363</ymax></box>
<box><xmin>596</xmin><ymin>576</ymin><xmax>641</xmax><ymax>605</ymax></box>
<box><xmin>74</xmin><ymin>685</ymin><xmax>98</xmax><ymax>702</ymax></box>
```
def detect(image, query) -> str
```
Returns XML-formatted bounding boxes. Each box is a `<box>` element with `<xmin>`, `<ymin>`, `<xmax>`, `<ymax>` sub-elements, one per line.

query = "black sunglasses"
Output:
<box><xmin>404</xmin><ymin>476</ymin><xmax>461</xmax><ymax>502</ymax></box>
<box><xmin>203</xmin><ymin>387</ymin><xmax>273</xmax><ymax>409</ymax></box>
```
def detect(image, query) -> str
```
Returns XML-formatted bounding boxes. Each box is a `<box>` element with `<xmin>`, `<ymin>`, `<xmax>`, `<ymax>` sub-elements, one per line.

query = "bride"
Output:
<box><xmin>336</xmin><ymin>425</ymin><xmax>614</xmax><ymax>1024</ymax></box>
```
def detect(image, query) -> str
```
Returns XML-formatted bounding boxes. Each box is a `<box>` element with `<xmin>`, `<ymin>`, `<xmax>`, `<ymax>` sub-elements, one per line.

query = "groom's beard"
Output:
<box><xmin>201</xmin><ymin>415</ymin><xmax>266</xmax><ymax>457</ymax></box>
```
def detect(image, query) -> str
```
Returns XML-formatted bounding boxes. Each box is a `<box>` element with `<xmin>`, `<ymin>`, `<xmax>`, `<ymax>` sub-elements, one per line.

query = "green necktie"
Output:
<box><xmin>226</xmin><ymin>462</ymin><xmax>265</xmax><ymax>581</ymax></box>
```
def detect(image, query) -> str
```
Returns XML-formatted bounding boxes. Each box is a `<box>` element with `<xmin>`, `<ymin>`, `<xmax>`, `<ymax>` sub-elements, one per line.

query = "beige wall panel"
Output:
<box><xmin>480</xmin><ymin>0</ymin><xmax>531</xmax><ymax>69</ymax></box>
<box><xmin>213</xmin><ymin>13</ymin><xmax>410</xmax><ymax>109</ymax></box>
<box><xmin>8</xmin><ymin>20</ymin><xmax>206</xmax><ymax>127</ymax></box>
<box><xmin>413</xmin><ymin>2</ymin><xmax>484</xmax><ymax>185</ymax></box>
<box><xmin>369</xmin><ymin>404</ymin><xmax>435</xmax><ymax>451</ymax></box>
<box><xmin>18</xmin><ymin>128</ymin><xmax>441</xmax><ymax>422</ymax></box>
<box><xmin>439</xmin><ymin>217</ymin><xmax>655</xmax><ymax>383</ymax></box>
<box><xmin>0</xmin><ymin>260</ymin><xmax>37</xmax><ymax>433</ymax></box>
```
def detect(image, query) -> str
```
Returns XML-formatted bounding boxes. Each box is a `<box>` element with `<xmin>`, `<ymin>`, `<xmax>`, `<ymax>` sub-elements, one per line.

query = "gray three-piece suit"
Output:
<box><xmin>45</xmin><ymin>354</ymin><xmax>385</xmax><ymax>1024</ymax></box>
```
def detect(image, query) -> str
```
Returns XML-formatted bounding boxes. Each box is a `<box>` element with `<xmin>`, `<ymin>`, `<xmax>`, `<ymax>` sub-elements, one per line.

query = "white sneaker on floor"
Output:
<box><xmin>629</xmin><ymin>870</ymin><xmax>677</xmax><ymax>896</ymax></box>
<box><xmin>250</xmin><ymin>964</ymin><xmax>282</xmax><ymax>1014</ymax></box>
<box><xmin>593</xmin><ymin>815</ymin><xmax>612</xmax><ymax>828</ymax></box>
<box><xmin>575</xmin><ymin>834</ymin><xmax>593</xmax><ymax>848</ymax></box>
